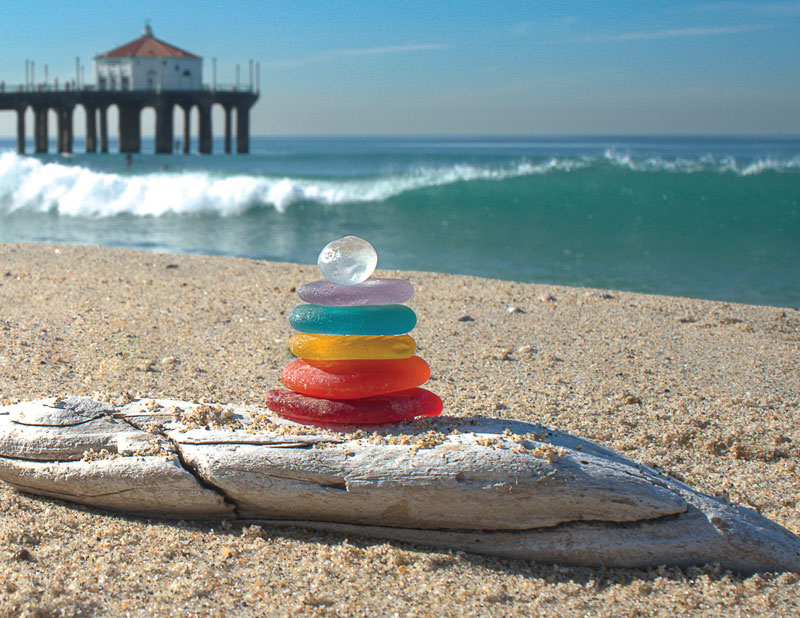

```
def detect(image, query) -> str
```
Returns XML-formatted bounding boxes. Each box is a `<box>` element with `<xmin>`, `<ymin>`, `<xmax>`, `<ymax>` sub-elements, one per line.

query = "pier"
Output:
<box><xmin>0</xmin><ymin>88</ymin><xmax>259</xmax><ymax>155</ymax></box>
<box><xmin>1</xmin><ymin>25</ymin><xmax>259</xmax><ymax>155</ymax></box>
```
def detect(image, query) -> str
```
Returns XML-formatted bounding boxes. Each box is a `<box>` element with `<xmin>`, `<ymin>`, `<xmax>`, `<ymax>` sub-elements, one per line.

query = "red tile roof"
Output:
<box><xmin>97</xmin><ymin>34</ymin><xmax>200</xmax><ymax>60</ymax></box>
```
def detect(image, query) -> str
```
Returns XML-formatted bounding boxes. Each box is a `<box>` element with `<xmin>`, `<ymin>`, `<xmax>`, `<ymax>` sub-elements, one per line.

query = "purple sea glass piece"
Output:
<box><xmin>298</xmin><ymin>278</ymin><xmax>414</xmax><ymax>306</ymax></box>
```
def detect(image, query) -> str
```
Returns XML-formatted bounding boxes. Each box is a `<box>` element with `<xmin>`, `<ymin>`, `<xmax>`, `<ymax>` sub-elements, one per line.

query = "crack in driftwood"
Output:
<box><xmin>6</xmin><ymin>479</ymin><xmax>141</xmax><ymax>499</ymax></box>
<box><xmin>242</xmin><ymin>507</ymin><xmax>691</xmax><ymax>536</ymax></box>
<box><xmin>173</xmin><ymin>439</ymin><xmax>324</xmax><ymax>448</ymax></box>
<box><xmin>114</xmin><ymin>414</ymin><xmax>240</xmax><ymax>517</ymax></box>
<box><xmin>172</xmin><ymin>443</ymin><xmax>241</xmax><ymax>517</ymax></box>
<box><xmin>10</xmin><ymin>415</ymin><xmax>107</xmax><ymax>428</ymax></box>
<box><xmin>0</xmin><ymin>453</ymin><xmax>98</xmax><ymax>464</ymax></box>
<box><xmin>225</xmin><ymin>466</ymin><xmax>350</xmax><ymax>492</ymax></box>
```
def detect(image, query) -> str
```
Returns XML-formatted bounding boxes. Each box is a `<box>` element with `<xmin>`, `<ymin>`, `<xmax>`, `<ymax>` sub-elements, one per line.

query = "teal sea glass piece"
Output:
<box><xmin>289</xmin><ymin>304</ymin><xmax>417</xmax><ymax>335</ymax></box>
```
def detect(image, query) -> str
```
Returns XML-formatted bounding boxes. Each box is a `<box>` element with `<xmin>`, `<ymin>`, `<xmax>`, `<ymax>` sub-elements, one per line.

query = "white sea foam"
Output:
<box><xmin>602</xmin><ymin>148</ymin><xmax>800</xmax><ymax>175</ymax></box>
<box><xmin>739</xmin><ymin>156</ymin><xmax>800</xmax><ymax>176</ymax></box>
<box><xmin>602</xmin><ymin>149</ymin><xmax>709</xmax><ymax>172</ymax></box>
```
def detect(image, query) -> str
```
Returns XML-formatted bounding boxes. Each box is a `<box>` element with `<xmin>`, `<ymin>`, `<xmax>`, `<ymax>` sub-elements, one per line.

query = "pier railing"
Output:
<box><xmin>0</xmin><ymin>83</ymin><xmax>257</xmax><ymax>94</ymax></box>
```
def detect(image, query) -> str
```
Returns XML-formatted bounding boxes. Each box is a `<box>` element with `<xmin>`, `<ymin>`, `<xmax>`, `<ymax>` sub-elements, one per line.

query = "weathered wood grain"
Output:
<box><xmin>0</xmin><ymin>396</ymin><xmax>797</xmax><ymax>573</ymax></box>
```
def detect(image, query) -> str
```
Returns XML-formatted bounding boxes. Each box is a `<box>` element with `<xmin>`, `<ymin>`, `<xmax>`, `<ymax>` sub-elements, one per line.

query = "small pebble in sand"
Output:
<box><xmin>13</xmin><ymin>548</ymin><xmax>35</xmax><ymax>562</ymax></box>
<box><xmin>587</xmin><ymin>291</ymin><xmax>615</xmax><ymax>299</ymax></box>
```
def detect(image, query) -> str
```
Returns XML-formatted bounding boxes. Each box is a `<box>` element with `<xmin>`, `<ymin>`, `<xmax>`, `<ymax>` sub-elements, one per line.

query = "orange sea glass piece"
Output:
<box><xmin>264</xmin><ymin>388</ymin><xmax>442</xmax><ymax>425</ymax></box>
<box><xmin>289</xmin><ymin>333</ymin><xmax>416</xmax><ymax>360</ymax></box>
<box><xmin>282</xmin><ymin>356</ymin><xmax>431</xmax><ymax>399</ymax></box>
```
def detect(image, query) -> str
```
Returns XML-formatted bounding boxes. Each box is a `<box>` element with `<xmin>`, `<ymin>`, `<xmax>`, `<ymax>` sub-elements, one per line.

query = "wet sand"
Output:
<box><xmin>1</xmin><ymin>243</ymin><xmax>798</xmax><ymax>617</ymax></box>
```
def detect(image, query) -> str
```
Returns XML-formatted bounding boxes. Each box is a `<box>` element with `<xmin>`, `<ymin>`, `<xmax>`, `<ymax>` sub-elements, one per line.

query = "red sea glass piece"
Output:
<box><xmin>281</xmin><ymin>356</ymin><xmax>431</xmax><ymax>399</ymax></box>
<box><xmin>265</xmin><ymin>388</ymin><xmax>443</xmax><ymax>425</ymax></box>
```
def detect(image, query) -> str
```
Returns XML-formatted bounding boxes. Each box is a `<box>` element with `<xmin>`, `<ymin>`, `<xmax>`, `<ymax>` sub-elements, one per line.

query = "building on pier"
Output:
<box><xmin>0</xmin><ymin>25</ymin><xmax>258</xmax><ymax>155</ymax></box>
<box><xmin>95</xmin><ymin>24</ymin><xmax>203</xmax><ymax>91</ymax></box>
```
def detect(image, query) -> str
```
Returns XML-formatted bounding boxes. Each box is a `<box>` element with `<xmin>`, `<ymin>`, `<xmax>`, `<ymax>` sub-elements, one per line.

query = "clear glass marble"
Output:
<box><xmin>317</xmin><ymin>236</ymin><xmax>378</xmax><ymax>286</ymax></box>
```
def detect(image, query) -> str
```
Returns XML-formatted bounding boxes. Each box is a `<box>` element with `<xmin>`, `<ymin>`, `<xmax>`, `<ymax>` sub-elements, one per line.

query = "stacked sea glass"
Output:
<box><xmin>265</xmin><ymin>236</ymin><xmax>442</xmax><ymax>425</ymax></box>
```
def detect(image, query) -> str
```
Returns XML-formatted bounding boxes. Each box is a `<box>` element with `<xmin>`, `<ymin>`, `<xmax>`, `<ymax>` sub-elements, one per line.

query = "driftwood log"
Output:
<box><xmin>0</xmin><ymin>396</ymin><xmax>798</xmax><ymax>573</ymax></box>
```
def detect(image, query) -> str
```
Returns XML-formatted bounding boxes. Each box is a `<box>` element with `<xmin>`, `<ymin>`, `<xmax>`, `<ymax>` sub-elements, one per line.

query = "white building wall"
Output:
<box><xmin>95</xmin><ymin>57</ymin><xmax>202</xmax><ymax>90</ymax></box>
<box><xmin>95</xmin><ymin>59</ymin><xmax>134</xmax><ymax>91</ymax></box>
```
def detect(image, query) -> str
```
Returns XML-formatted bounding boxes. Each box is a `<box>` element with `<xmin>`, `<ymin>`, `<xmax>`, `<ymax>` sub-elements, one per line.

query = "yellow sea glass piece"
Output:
<box><xmin>289</xmin><ymin>333</ymin><xmax>416</xmax><ymax>360</ymax></box>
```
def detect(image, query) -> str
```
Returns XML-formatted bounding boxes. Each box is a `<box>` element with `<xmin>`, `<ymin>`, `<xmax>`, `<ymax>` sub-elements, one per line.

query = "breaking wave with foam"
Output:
<box><xmin>1</xmin><ymin>148</ymin><xmax>798</xmax><ymax>218</ymax></box>
<box><xmin>0</xmin><ymin>151</ymin><xmax>579</xmax><ymax>216</ymax></box>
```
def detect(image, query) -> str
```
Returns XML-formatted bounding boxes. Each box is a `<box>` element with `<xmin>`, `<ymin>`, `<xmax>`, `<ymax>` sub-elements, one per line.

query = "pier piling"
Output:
<box><xmin>16</xmin><ymin>108</ymin><xmax>25</xmax><ymax>154</ymax></box>
<box><xmin>57</xmin><ymin>106</ymin><xmax>73</xmax><ymax>154</ymax></box>
<box><xmin>99</xmin><ymin>106</ymin><xmax>109</xmax><ymax>153</ymax></box>
<box><xmin>198</xmin><ymin>103</ymin><xmax>212</xmax><ymax>154</ymax></box>
<box><xmin>181</xmin><ymin>104</ymin><xmax>191</xmax><ymax>154</ymax></box>
<box><xmin>155</xmin><ymin>102</ymin><xmax>173</xmax><ymax>154</ymax></box>
<box><xmin>223</xmin><ymin>104</ymin><xmax>232</xmax><ymax>154</ymax></box>
<box><xmin>236</xmin><ymin>103</ymin><xmax>251</xmax><ymax>154</ymax></box>
<box><xmin>34</xmin><ymin>107</ymin><xmax>48</xmax><ymax>153</ymax></box>
<box><xmin>85</xmin><ymin>105</ymin><xmax>97</xmax><ymax>153</ymax></box>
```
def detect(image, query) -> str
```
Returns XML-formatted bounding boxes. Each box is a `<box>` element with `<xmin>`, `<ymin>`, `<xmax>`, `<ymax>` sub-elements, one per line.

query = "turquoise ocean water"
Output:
<box><xmin>0</xmin><ymin>135</ymin><xmax>798</xmax><ymax>307</ymax></box>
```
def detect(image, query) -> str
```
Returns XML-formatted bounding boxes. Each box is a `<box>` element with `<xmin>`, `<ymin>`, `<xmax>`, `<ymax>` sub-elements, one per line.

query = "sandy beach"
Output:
<box><xmin>0</xmin><ymin>242</ymin><xmax>798</xmax><ymax>617</ymax></box>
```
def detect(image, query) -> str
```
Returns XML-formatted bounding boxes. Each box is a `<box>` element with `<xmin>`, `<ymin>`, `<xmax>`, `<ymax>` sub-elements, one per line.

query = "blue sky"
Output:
<box><xmin>1</xmin><ymin>1</ymin><xmax>798</xmax><ymax>135</ymax></box>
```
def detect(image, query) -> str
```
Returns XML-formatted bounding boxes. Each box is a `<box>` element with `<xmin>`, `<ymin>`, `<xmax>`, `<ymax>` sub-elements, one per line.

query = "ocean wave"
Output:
<box><xmin>0</xmin><ymin>152</ymin><xmax>578</xmax><ymax>217</ymax></box>
<box><xmin>0</xmin><ymin>149</ymin><xmax>798</xmax><ymax>218</ymax></box>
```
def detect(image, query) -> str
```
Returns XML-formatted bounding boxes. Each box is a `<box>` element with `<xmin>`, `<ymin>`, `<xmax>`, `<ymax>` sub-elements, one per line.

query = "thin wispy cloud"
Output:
<box><xmin>580</xmin><ymin>23</ymin><xmax>777</xmax><ymax>43</ymax></box>
<box><xmin>264</xmin><ymin>43</ymin><xmax>450</xmax><ymax>68</ymax></box>
<box><xmin>696</xmin><ymin>2</ymin><xmax>800</xmax><ymax>17</ymax></box>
